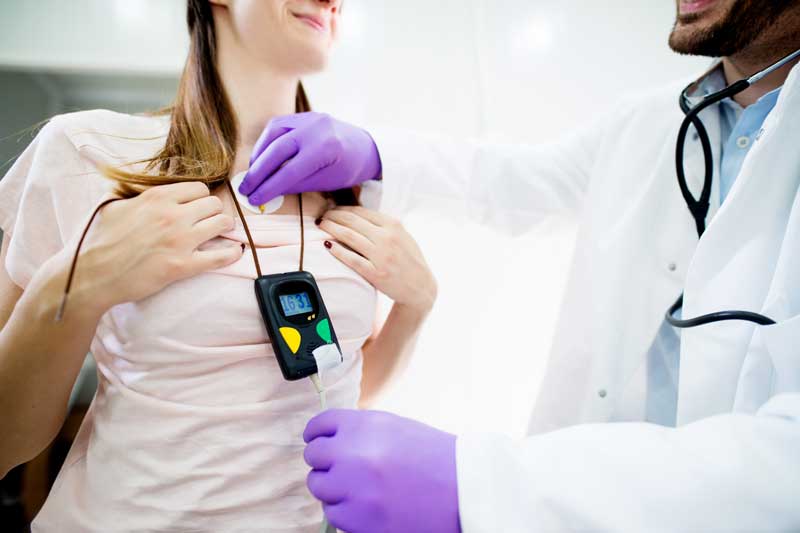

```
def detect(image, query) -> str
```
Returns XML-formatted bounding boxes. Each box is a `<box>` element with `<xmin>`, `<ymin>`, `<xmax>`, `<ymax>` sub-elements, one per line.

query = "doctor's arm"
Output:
<box><xmin>302</xmin><ymin>394</ymin><xmax>800</xmax><ymax>533</ymax></box>
<box><xmin>238</xmin><ymin>109</ymin><xmax>617</xmax><ymax>237</ymax></box>
<box><xmin>457</xmin><ymin>393</ymin><xmax>800</xmax><ymax>532</ymax></box>
<box><xmin>367</xmin><ymin>112</ymin><xmax>611</xmax><ymax>236</ymax></box>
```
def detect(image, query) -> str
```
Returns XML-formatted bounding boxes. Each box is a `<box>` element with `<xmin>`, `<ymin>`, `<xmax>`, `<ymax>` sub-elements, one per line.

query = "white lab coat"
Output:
<box><xmin>370</xmin><ymin>61</ymin><xmax>800</xmax><ymax>532</ymax></box>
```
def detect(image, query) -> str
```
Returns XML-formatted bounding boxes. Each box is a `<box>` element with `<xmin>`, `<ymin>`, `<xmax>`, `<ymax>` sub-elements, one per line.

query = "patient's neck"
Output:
<box><xmin>213</xmin><ymin>15</ymin><xmax>298</xmax><ymax>156</ymax></box>
<box><xmin>217</xmin><ymin>58</ymin><xmax>297</xmax><ymax>154</ymax></box>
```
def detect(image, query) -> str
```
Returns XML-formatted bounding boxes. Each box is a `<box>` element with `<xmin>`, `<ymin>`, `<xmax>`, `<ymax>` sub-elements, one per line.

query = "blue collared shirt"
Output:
<box><xmin>637</xmin><ymin>67</ymin><xmax>781</xmax><ymax>427</ymax></box>
<box><xmin>709</xmin><ymin>70</ymin><xmax>782</xmax><ymax>202</ymax></box>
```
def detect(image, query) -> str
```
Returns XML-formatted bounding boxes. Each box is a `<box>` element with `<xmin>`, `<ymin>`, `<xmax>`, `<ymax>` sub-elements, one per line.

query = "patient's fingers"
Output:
<box><xmin>328</xmin><ymin>205</ymin><xmax>391</xmax><ymax>227</ymax></box>
<box><xmin>325</xmin><ymin>240</ymin><xmax>377</xmax><ymax>283</ymax></box>
<box><xmin>318</xmin><ymin>219</ymin><xmax>375</xmax><ymax>258</ymax></box>
<box><xmin>320</xmin><ymin>209</ymin><xmax>379</xmax><ymax>243</ymax></box>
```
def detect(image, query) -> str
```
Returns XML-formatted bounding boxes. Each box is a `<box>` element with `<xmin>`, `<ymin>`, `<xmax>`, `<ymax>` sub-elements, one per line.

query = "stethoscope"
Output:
<box><xmin>666</xmin><ymin>47</ymin><xmax>800</xmax><ymax>329</ymax></box>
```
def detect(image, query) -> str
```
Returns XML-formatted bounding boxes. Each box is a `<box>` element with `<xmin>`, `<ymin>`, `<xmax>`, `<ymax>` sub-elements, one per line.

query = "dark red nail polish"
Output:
<box><xmin>324</xmin><ymin>240</ymin><xmax>332</xmax><ymax>249</ymax></box>
<box><xmin>315</xmin><ymin>217</ymin><xmax>323</xmax><ymax>226</ymax></box>
<box><xmin>240</xmin><ymin>243</ymin><xmax>246</xmax><ymax>251</ymax></box>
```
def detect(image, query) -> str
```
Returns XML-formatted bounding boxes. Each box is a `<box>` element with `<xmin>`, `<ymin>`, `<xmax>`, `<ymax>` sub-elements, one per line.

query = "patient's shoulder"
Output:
<box><xmin>46</xmin><ymin>109</ymin><xmax>171</xmax><ymax>165</ymax></box>
<box><xmin>50</xmin><ymin>108</ymin><xmax>170</xmax><ymax>140</ymax></box>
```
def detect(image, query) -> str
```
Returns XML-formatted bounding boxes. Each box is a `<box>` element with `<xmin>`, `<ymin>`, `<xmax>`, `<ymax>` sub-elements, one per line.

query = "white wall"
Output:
<box><xmin>0</xmin><ymin>0</ymin><xmax>188</xmax><ymax>74</ymax></box>
<box><xmin>0</xmin><ymin>0</ymin><xmax>708</xmax><ymax>436</ymax></box>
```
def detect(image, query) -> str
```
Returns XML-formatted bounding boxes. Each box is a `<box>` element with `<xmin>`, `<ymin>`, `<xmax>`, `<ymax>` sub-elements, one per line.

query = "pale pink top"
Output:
<box><xmin>0</xmin><ymin>110</ymin><xmax>376</xmax><ymax>532</ymax></box>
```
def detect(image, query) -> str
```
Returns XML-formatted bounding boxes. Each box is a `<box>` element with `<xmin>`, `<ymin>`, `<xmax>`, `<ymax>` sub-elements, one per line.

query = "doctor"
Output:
<box><xmin>238</xmin><ymin>0</ymin><xmax>800</xmax><ymax>531</ymax></box>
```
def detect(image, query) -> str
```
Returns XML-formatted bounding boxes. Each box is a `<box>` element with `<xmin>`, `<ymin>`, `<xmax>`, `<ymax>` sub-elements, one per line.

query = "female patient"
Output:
<box><xmin>0</xmin><ymin>1</ymin><xmax>436</xmax><ymax>531</ymax></box>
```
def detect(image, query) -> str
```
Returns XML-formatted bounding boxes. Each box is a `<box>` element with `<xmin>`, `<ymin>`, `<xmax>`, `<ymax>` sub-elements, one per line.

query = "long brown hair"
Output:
<box><xmin>103</xmin><ymin>0</ymin><xmax>311</xmax><ymax>198</ymax></box>
<box><xmin>56</xmin><ymin>1</ymin><xmax>362</xmax><ymax>320</ymax></box>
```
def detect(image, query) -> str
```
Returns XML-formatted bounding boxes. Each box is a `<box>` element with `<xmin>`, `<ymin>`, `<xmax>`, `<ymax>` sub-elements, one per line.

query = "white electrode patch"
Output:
<box><xmin>312</xmin><ymin>344</ymin><xmax>344</xmax><ymax>381</ymax></box>
<box><xmin>231</xmin><ymin>171</ymin><xmax>284</xmax><ymax>214</ymax></box>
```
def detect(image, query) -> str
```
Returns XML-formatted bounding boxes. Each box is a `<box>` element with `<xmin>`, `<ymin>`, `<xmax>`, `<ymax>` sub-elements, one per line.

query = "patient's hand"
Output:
<box><xmin>317</xmin><ymin>206</ymin><xmax>437</xmax><ymax>314</ymax></box>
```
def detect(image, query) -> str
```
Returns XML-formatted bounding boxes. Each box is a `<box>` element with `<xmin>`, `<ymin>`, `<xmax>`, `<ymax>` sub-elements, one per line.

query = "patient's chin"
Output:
<box><xmin>262</xmin><ymin>36</ymin><xmax>333</xmax><ymax>78</ymax></box>
<box><xmin>288</xmin><ymin>32</ymin><xmax>334</xmax><ymax>71</ymax></box>
<box><xmin>260</xmin><ymin>53</ymin><xmax>326</xmax><ymax>79</ymax></box>
<box><xmin>291</xmin><ymin>49</ymin><xmax>331</xmax><ymax>76</ymax></box>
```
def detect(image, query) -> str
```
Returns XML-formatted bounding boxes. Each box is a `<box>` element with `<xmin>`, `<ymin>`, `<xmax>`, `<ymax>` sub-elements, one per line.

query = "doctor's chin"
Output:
<box><xmin>1</xmin><ymin>0</ymin><xmax>799</xmax><ymax>532</ymax></box>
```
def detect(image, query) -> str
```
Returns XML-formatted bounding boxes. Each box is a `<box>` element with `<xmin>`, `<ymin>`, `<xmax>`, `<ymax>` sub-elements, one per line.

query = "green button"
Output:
<box><xmin>316</xmin><ymin>318</ymin><xmax>332</xmax><ymax>344</ymax></box>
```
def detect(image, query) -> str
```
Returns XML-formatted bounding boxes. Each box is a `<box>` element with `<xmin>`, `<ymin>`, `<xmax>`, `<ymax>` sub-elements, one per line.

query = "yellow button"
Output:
<box><xmin>279</xmin><ymin>327</ymin><xmax>301</xmax><ymax>354</ymax></box>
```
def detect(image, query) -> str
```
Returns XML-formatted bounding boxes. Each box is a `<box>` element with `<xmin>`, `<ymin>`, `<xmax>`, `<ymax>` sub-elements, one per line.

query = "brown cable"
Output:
<box><xmin>298</xmin><ymin>193</ymin><xmax>305</xmax><ymax>272</ymax></box>
<box><xmin>223</xmin><ymin>178</ymin><xmax>262</xmax><ymax>277</ymax></box>
<box><xmin>224</xmin><ymin>181</ymin><xmax>306</xmax><ymax>274</ymax></box>
<box><xmin>55</xmin><ymin>196</ymin><xmax>125</xmax><ymax>322</ymax></box>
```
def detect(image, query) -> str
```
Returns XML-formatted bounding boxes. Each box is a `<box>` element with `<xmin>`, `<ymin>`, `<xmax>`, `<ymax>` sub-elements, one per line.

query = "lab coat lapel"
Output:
<box><xmin>577</xmin><ymin>102</ymin><xmax>707</xmax><ymax>426</ymax></box>
<box><xmin>604</xmin><ymin>88</ymin><xmax>720</xmax><ymax>415</ymax></box>
<box><xmin>677</xmin><ymin>64</ymin><xmax>800</xmax><ymax>425</ymax></box>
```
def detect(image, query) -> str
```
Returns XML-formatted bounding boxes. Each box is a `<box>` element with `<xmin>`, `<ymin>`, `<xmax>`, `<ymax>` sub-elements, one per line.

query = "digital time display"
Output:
<box><xmin>279</xmin><ymin>292</ymin><xmax>313</xmax><ymax>317</ymax></box>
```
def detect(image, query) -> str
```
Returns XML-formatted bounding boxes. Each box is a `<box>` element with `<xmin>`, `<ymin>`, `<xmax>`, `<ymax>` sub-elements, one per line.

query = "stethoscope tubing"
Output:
<box><xmin>663</xmin><ymin>50</ymin><xmax>800</xmax><ymax>329</ymax></box>
<box><xmin>667</xmin><ymin>295</ymin><xmax>776</xmax><ymax>328</ymax></box>
<box><xmin>674</xmin><ymin>79</ymin><xmax>749</xmax><ymax>236</ymax></box>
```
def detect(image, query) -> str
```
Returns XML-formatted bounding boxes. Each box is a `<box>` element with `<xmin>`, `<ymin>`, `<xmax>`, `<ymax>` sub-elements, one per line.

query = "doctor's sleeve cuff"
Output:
<box><xmin>457</xmin><ymin>406</ymin><xmax>800</xmax><ymax>532</ymax></box>
<box><xmin>358</xmin><ymin>178</ymin><xmax>383</xmax><ymax>212</ymax></box>
<box><xmin>361</xmin><ymin>127</ymin><xmax>415</xmax><ymax>218</ymax></box>
<box><xmin>456</xmin><ymin>432</ymin><xmax>564</xmax><ymax>533</ymax></box>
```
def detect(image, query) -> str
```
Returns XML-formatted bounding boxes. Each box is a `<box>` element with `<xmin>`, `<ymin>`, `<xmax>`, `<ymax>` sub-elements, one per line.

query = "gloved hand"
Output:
<box><xmin>303</xmin><ymin>409</ymin><xmax>461</xmax><ymax>533</ymax></box>
<box><xmin>238</xmin><ymin>112</ymin><xmax>382</xmax><ymax>206</ymax></box>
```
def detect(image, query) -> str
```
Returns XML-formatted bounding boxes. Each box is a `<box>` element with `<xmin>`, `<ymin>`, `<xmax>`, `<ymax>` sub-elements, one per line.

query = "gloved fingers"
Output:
<box><xmin>248</xmin><ymin>150</ymin><xmax>319</xmax><ymax>206</ymax></box>
<box><xmin>248</xmin><ymin>116</ymin><xmax>297</xmax><ymax>167</ymax></box>
<box><xmin>307</xmin><ymin>469</ymin><xmax>345</xmax><ymax>504</ymax></box>
<box><xmin>304</xmin><ymin>409</ymin><xmax>346</xmax><ymax>442</ymax></box>
<box><xmin>322</xmin><ymin>502</ymin><xmax>350</xmax><ymax>532</ymax></box>
<box><xmin>240</xmin><ymin>134</ymin><xmax>300</xmax><ymax>198</ymax></box>
<box><xmin>303</xmin><ymin>436</ymin><xmax>336</xmax><ymax>469</ymax></box>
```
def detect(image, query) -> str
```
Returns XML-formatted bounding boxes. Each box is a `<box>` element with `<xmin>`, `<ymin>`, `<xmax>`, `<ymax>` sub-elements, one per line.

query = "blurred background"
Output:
<box><xmin>0</xmin><ymin>0</ymin><xmax>707</xmax><ymax>525</ymax></box>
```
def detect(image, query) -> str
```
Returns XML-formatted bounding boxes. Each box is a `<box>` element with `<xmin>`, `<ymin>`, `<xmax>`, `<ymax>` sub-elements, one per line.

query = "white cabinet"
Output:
<box><xmin>0</xmin><ymin>0</ymin><xmax>187</xmax><ymax>74</ymax></box>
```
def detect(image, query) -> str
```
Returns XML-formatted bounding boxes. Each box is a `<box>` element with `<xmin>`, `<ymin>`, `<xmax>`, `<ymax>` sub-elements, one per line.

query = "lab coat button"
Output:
<box><xmin>667</xmin><ymin>262</ymin><xmax>677</xmax><ymax>272</ymax></box>
<box><xmin>736</xmin><ymin>136</ymin><xmax>750</xmax><ymax>149</ymax></box>
<box><xmin>598</xmin><ymin>389</ymin><xmax>607</xmax><ymax>398</ymax></box>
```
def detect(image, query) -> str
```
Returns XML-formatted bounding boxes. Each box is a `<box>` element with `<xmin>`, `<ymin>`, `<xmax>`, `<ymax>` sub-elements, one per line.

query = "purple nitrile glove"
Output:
<box><xmin>303</xmin><ymin>409</ymin><xmax>461</xmax><ymax>533</ymax></box>
<box><xmin>238</xmin><ymin>112</ymin><xmax>382</xmax><ymax>206</ymax></box>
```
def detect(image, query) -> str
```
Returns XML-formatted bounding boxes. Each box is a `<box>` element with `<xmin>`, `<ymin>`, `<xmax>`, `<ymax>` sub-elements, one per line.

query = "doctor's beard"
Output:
<box><xmin>668</xmin><ymin>0</ymin><xmax>800</xmax><ymax>57</ymax></box>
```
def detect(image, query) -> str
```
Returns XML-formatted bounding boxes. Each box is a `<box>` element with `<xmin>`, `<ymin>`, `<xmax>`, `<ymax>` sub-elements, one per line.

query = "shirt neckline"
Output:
<box><xmin>689</xmin><ymin>62</ymin><xmax>783</xmax><ymax>112</ymax></box>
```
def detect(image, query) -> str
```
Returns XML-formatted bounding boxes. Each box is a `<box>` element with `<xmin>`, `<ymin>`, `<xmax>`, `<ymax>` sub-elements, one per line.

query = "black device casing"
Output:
<box><xmin>254</xmin><ymin>271</ymin><xmax>341</xmax><ymax>381</ymax></box>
